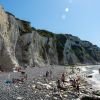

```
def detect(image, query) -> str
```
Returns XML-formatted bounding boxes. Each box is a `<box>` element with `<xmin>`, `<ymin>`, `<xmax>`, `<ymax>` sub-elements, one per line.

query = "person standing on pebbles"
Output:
<box><xmin>99</xmin><ymin>68</ymin><xmax>100</xmax><ymax>74</ymax></box>
<box><xmin>76</xmin><ymin>80</ymin><xmax>80</xmax><ymax>95</ymax></box>
<box><xmin>45</xmin><ymin>71</ymin><xmax>49</xmax><ymax>83</ymax></box>
<box><xmin>46</xmin><ymin>71</ymin><xmax>49</xmax><ymax>77</ymax></box>
<box><xmin>61</xmin><ymin>73</ymin><xmax>66</xmax><ymax>85</ymax></box>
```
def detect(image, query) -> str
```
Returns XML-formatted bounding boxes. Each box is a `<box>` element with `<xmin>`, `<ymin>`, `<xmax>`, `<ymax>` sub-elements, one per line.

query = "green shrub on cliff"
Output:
<box><xmin>37</xmin><ymin>29</ymin><xmax>54</xmax><ymax>38</ymax></box>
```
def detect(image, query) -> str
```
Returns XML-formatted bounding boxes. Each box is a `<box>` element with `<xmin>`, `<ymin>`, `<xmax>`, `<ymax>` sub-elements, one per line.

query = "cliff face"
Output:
<box><xmin>0</xmin><ymin>5</ymin><xmax>100</xmax><ymax>70</ymax></box>
<box><xmin>56</xmin><ymin>34</ymin><xmax>100</xmax><ymax>65</ymax></box>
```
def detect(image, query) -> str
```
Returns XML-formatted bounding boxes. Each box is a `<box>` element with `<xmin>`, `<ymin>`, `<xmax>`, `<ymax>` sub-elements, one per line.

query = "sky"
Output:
<box><xmin>0</xmin><ymin>0</ymin><xmax>100</xmax><ymax>47</ymax></box>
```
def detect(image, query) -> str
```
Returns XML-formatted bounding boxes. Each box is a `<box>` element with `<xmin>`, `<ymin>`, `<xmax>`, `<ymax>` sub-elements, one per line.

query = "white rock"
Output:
<box><xmin>31</xmin><ymin>84</ymin><xmax>36</xmax><ymax>89</ymax></box>
<box><xmin>53</xmin><ymin>97</ymin><xmax>58</xmax><ymax>100</ymax></box>
<box><xmin>45</xmin><ymin>94</ymin><xmax>50</xmax><ymax>97</ymax></box>
<box><xmin>63</xmin><ymin>94</ymin><xmax>68</xmax><ymax>97</ymax></box>
<box><xmin>16</xmin><ymin>96</ymin><xmax>23</xmax><ymax>100</ymax></box>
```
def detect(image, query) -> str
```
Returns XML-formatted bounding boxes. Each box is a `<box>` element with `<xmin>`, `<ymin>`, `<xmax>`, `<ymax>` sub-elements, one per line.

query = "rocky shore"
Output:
<box><xmin>0</xmin><ymin>65</ymin><xmax>100</xmax><ymax>100</ymax></box>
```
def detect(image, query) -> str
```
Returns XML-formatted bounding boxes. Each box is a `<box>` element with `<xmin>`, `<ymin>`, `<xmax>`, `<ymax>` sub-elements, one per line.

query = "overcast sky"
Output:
<box><xmin>1</xmin><ymin>0</ymin><xmax>100</xmax><ymax>47</ymax></box>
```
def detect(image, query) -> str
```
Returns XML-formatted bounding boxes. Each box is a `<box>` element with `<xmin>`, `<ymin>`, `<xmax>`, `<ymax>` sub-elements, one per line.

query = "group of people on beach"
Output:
<box><xmin>5</xmin><ymin>67</ymin><xmax>28</xmax><ymax>84</ymax></box>
<box><xmin>5</xmin><ymin>65</ymin><xmax>81</xmax><ymax>96</ymax></box>
<box><xmin>69</xmin><ymin>76</ymin><xmax>80</xmax><ymax>92</ymax></box>
<box><xmin>56</xmin><ymin>72</ymin><xmax>80</xmax><ymax>94</ymax></box>
<box><xmin>44</xmin><ymin>69</ymin><xmax>80</xmax><ymax>94</ymax></box>
<box><xmin>12</xmin><ymin>71</ymin><xmax>27</xmax><ymax>84</ymax></box>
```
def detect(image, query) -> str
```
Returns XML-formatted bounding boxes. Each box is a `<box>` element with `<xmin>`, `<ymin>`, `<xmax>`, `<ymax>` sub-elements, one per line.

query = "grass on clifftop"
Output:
<box><xmin>37</xmin><ymin>29</ymin><xmax>54</xmax><ymax>38</ymax></box>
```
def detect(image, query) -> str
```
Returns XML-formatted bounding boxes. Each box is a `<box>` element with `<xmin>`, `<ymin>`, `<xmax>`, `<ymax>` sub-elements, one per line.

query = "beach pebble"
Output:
<box><xmin>53</xmin><ymin>97</ymin><xmax>58</xmax><ymax>100</ymax></box>
<box><xmin>0</xmin><ymin>66</ymin><xmax>100</xmax><ymax>100</ymax></box>
<box><xmin>45</xmin><ymin>94</ymin><xmax>50</xmax><ymax>97</ymax></box>
<box><xmin>31</xmin><ymin>84</ymin><xmax>36</xmax><ymax>89</ymax></box>
<box><xmin>63</xmin><ymin>94</ymin><xmax>68</xmax><ymax>97</ymax></box>
<box><xmin>15</xmin><ymin>85</ymin><xmax>18</xmax><ymax>88</ymax></box>
<box><xmin>16</xmin><ymin>96</ymin><xmax>23</xmax><ymax>100</ymax></box>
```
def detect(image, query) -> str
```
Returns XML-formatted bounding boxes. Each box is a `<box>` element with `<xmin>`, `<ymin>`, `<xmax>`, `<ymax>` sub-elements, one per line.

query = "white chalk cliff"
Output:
<box><xmin>0</xmin><ymin>5</ymin><xmax>100</xmax><ymax>70</ymax></box>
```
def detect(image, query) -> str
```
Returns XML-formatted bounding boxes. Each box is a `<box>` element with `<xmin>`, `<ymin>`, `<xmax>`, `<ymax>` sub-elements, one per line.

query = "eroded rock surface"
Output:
<box><xmin>0</xmin><ymin>5</ymin><xmax>100</xmax><ymax>70</ymax></box>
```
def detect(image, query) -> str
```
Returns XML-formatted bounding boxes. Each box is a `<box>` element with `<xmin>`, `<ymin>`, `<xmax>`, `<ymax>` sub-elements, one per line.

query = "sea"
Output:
<box><xmin>81</xmin><ymin>65</ymin><xmax>100</xmax><ymax>90</ymax></box>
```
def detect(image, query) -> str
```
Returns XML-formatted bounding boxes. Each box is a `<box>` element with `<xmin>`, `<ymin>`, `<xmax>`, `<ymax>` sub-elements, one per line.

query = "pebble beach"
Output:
<box><xmin>0</xmin><ymin>65</ymin><xmax>100</xmax><ymax>100</ymax></box>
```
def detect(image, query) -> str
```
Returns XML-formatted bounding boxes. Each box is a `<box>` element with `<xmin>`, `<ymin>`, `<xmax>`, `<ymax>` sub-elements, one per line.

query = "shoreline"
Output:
<box><xmin>79</xmin><ymin>65</ymin><xmax>100</xmax><ymax>91</ymax></box>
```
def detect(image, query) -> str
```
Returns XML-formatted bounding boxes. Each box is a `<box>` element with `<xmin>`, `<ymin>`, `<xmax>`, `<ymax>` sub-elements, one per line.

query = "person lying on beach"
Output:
<box><xmin>4</xmin><ymin>80</ymin><xmax>12</xmax><ymax>84</ymax></box>
<box><xmin>13</xmin><ymin>67</ymin><xmax>22</xmax><ymax>72</ymax></box>
<box><xmin>12</xmin><ymin>78</ymin><xmax>23</xmax><ymax>83</ymax></box>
